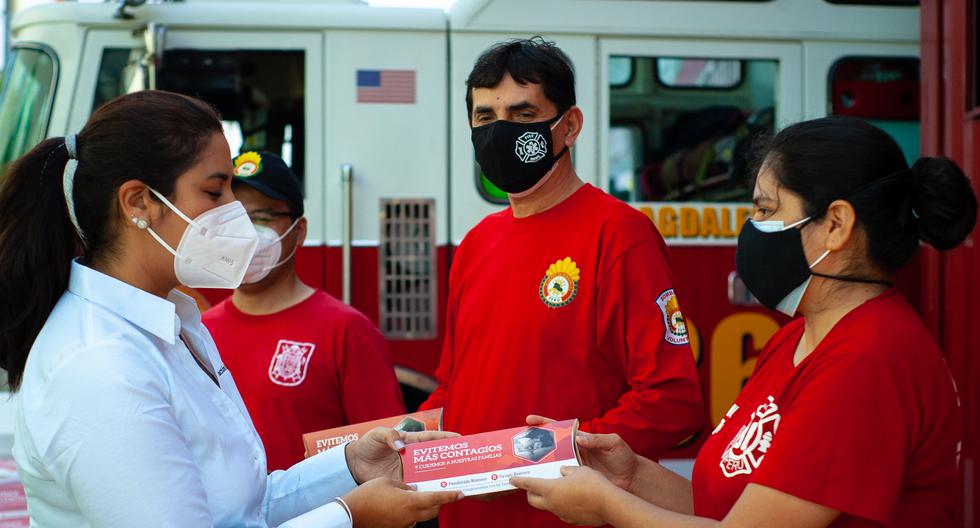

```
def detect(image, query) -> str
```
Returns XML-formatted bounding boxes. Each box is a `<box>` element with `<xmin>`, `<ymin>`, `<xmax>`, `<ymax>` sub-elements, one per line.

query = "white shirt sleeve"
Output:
<box><xmin>277</xmin><ymin>501</ymin><xmax>351</xmax><ymax>528</ymax></box>
<box><xmin>263</xmin><ymin>444</ymin><xmax>357</xmax><ymax>527</ymax></box>
<box><xmin>30</xmin><ymin>340</ymin><xmax>214</xmax><ymax>527</ymax></box>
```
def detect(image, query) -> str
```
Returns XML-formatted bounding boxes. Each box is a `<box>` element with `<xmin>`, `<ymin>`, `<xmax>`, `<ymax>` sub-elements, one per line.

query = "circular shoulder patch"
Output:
<box><xmin>656</xmin><ymin>288</ymin><xmax>689</xmax><ymax>345</ymax></box>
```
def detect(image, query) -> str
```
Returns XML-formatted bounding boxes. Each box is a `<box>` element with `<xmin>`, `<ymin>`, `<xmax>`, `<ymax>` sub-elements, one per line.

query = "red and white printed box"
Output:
<box><xmin>302</xmin><ymin>408</ymin><xmax>443</xmax><ymax>457</ymax></box>
<box><xmin>0</xmin><ymin>482</ymin><xmax>25</xmax><ymax>514</ymax></box>
<box><xmin>0</xmin><ymin>516</ymin><xmax>29</xmax><ymax>528</ymax></box>
<box><xmin>401</xmin><ymin>419</ymin><xmax>580</xmax><ymax>496</ymax></box>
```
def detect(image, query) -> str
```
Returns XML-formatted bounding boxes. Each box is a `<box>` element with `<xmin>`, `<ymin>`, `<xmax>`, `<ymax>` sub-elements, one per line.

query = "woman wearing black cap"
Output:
<box><xmin>0</xmin><ymin>90</ymin><xmax>458</xmax><ymax>527</ymax></box>
<box><xmin>511</xmin><ymin>116</ymin><xmax>976</xmax><ymax>528</ymax></box>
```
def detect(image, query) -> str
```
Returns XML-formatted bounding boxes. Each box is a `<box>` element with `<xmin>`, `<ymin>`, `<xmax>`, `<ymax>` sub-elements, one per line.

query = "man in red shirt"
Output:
<box><xmin>419</xmin><ymin>38</ymin><xmax>703</xmax><ymax>527</ymax></box>
<box><xmin>203</xmin><ymin>151</ymin><xmax>404</xmax><ymax>471</ymax></box>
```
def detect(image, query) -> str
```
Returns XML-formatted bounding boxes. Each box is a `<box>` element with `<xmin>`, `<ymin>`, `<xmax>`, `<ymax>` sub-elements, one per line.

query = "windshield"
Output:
<box><xmin>0</xmin><ymin>45</ymin><xmax>57</xmax><ymax>175</ymax></box>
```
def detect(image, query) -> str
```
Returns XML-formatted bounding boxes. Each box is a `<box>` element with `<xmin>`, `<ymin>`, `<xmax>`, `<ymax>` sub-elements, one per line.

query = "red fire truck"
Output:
<box><xmin>919</xmin><ymin>1</ymin><xmax>980</xmax><ymax>523</ymax></box>
<box><xmin>2</xmin><ymin>0</ymin><xmax>973</xmax><ymax>522</ymax></box>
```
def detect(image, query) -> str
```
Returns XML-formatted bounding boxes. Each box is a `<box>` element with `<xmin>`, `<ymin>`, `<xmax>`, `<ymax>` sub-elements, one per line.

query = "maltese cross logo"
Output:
<box><xmin>515</xmin><ymin>132</ymin><xmax>548</xmax><ymax>163</ymax></box>
<box><xmin>719</xmin><ymin>395</ymin><xmax>780</xmax><ymax>478</ymax></box>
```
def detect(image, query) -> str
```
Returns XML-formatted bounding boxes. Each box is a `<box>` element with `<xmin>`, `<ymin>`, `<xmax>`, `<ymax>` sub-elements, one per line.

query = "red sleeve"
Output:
<box><xmin>339</xmin><ymin>326</ymin><xmax>406</xmax><ymax>423</ymax></box>
<box><xmin>584</xmin><ymin>239</ymin><xmax>704</xmax><ymax>459</ymax></box>
<box><xmin>420</xmin><ymin>239</ymin><xmax>468</xmax><ymax>412</ymax></box>
<box><xmin>750</xmin><ymin>352</ymin><xmax>906</xmax><ymax>524</ymax></box>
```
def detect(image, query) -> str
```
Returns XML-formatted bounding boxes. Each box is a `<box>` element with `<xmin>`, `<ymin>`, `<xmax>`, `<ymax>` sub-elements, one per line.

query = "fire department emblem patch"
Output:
<box><xmin>719</xmin><ymin>396</ymin><xmax>780</xmax><ymax>477</ymax></box>
<box><xmin>268</xmin><ymin>339</ymin><xmax>316</xmax><ymax>387</ymax></box>
<box><xmin>539</xmin><ymin>257</ymin><xmax>580</xmax><ymax>309</ymax></box>
<box><xmin>233</xmin><ymin>151</ymin><xmax>263</xmax><ymax>178</ymax></box>
<box><xmin>656</xmin><ymin>289</ymin><xmax>689</xmax><ymax>345</ymax></box>
<box><xmin>515</xmin><ymin>131</ymin><xmax>548</xmax><ymax>163</ymax></box>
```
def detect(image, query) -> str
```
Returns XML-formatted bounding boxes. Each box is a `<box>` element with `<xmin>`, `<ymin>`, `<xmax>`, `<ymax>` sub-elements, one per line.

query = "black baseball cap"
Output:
<box><xmin>232</xmin><ymin>151</ymin><xmax>304</xmax><ymax>217</ymax></box>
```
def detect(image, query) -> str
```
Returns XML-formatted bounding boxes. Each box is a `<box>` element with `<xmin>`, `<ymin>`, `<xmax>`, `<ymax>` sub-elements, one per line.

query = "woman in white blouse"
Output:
<box><xmin>0</xmin><ymin>90</ymin><xmax>460</xmax><ymax>527</ymax></box>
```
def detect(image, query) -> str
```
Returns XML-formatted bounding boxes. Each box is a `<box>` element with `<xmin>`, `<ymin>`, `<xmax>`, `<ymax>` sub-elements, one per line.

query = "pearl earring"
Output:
<box><xmin>131</xmin><ymin>216</ymin><xmax>148</xmax><ymax>230</ymax></box>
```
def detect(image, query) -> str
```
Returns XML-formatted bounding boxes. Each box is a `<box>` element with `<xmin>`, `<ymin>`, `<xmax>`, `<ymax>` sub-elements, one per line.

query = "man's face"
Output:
<box><xmin>470</xmin><ymin>72</ymin><xmax>560</xmax><ymax>128</ymax></box>
<box><xmin>234</xmin><ymin>184</ymin><xmax>295</xmax><ymax>237</ymax></box>
<box><xmin>233</xmin><ymin>183</ymin><xmax>306</xmax><ymax>288</ymax></box>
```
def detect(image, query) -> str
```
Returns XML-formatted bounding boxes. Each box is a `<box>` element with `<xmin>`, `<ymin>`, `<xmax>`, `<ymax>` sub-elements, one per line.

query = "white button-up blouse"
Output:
<box><xmin>13</xmin><ymin>260</ymin><xmax>356</xmax><ymax>527</ymax></box>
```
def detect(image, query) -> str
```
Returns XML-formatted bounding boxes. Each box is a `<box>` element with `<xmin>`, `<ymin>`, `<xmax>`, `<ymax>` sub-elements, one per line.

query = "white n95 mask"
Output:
<box><xmin>242</xmin><ymin>218</ymin><xmax>301</xmax><ymax>285</ymax></box>
<box><xmin>143</xmin><ymin>188</ymin><xmax>259</xmax><ymax>289</ymax></box>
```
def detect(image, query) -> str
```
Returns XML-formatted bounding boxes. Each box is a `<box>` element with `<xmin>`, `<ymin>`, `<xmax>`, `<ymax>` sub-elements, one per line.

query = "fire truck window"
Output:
<box><xmin>476</xmin><ymin>166</ymin><xmax>509</xmax><ymax>204</ymax></box>
<box><xmin>825</xmin><ymin>1</ymin><xmax>917</xmax><ymax>5</ymax></box>
<box><xmin>0</xmin><ymin>46</ymin><xmax>57</xmax><ymax>177</ymax></box>
<box><xmin>976</xmin><ymin>3</ymin><xmax>980</xmax><ymax>109</ymax></box>
<box><xmin>93</xmin><ymin>48</ymin><xmax>144</xmax><ymax>111</ymax></box>
<box><xmin>609</xmin><ymin>56</ymin><xmax>776</xmax><ymax>202</ymax></box>
<box><xmin>829</xmin><ymin>57</ymin><xmax>919</xmax><ymax>163</ymax></box>
<box><xmin>656</xmin><ymin>58</ymin><xmax>743</xmax><ymax>89</ymax></box>
<box><xmin>158</xmin><ymin>50</ymin><xmax>307</xmax><ymax>184</ymax></box>
<box><xmin>609</xmin><ymin>57</ymin><xmax>634</xmax><ymax>88</ymax></box>
<box><xmin>609</xmin><ymin>125</ymin><xmax>643</xmax><ymax>201</ymax></box>
<box><xmin>222</xmin><ymin>120</ymin><xmax>245</xmax><ymax>157</ymax></box>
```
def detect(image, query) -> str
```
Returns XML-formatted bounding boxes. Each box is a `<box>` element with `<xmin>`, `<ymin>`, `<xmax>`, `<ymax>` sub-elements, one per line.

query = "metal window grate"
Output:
<box><xmin>379</xmin><ymin>199</ymin><xmax>437</xmax><ymax>339</ymax></box>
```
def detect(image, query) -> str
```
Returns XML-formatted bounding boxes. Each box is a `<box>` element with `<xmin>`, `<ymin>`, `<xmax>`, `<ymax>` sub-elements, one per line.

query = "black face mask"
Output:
<box><xmin>735</xmin><ymin>217</ymin><xmax>893</xmax><ymax>316</ymax></box>
<box><xmin>471</xmin><ymin>112</ymin><xmax>569</xmax><ymax>194</ymax></box>
<box><xmin>735</xmin><ymin>218</ymin><xmax>815</xmax><ymax>313</ymax></box>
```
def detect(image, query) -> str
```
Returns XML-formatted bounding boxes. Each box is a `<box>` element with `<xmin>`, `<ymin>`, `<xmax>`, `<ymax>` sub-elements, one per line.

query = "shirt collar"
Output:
<box><xmin>67</xmin><ymin>259</ymin><xmax>194</xmax><ymax>345</ymax></box>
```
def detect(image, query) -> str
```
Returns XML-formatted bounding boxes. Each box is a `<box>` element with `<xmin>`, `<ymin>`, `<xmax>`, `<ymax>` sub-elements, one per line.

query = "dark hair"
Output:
<box><xmin>755</xmin><ymin>115</ymin><xmax>977</xmax><ymax>273</ymax></box>
<box><xmin>466</xmin><ymin>36</ymin><xmax>575</xmax><ymax>118</ymax></box>
<box><xmin>0</xmin><ymin>90</ymin><xmax>222</xmax><ymax>390</ymax></box>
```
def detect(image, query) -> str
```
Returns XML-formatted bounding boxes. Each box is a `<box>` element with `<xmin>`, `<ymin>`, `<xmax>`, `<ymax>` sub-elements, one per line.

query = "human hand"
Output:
<box><xmin>341</xmin><ymin>477</ymin><xmax>462</xmax><ymax>528</ymax></box>
<box><xmin>526</xmin><ymin>415</ymin><xmax>639</xmax><ymax>492</ymax></box>
<box><xmin>510</xmin><ymin>466</ymin><xmax>613</xmax><ymax>526</ymax></box>
<box><xmin>345</xmin><ymin>427</ymin><xmax>461</xmax><ymax>483</ymax></box>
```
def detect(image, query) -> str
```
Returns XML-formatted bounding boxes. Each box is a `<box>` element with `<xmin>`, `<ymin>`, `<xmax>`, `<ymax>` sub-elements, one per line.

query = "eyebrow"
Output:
<box><xmin>208</xmin><ymin>172</ymin><xmax>230</xmax><ymax>181</ymax></box>
<box><xmin>752</xmin><ymin>193</ymin><xmax>775</xmax><ymax>207</ymax></box>
<box><xmin>507</xmin><ymin>101</ymin><xmax>539</xmax><ymax>113</ymax></box>
<box><xmin>472</xmin><ymin>101</ymin><xmax>541</xmax><ymax>116</ymax></box>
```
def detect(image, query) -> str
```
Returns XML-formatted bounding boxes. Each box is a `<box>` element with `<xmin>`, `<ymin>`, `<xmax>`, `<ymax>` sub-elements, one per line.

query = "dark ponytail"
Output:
<box><xmin>0</xmin><ymin>90</ymin><xmax>222</xmax><ymax>390</ymax></box>
<box><xmin>755</xmin><ymin>116</ymin><xmax>978</xmax><ymax>274</ymax></box>
<box><xmin>0</xmin><ymin>139</ymin><xmax>79</xmax><ymax>390</ymax></box>
<box><xmin>909</xmin><ymin>156</ymin><xmax>977</xmax><ymax>251</ymax></box>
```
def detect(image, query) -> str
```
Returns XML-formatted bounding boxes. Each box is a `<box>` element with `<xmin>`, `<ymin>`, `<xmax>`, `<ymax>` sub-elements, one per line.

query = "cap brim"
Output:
<box><xmin>233</xmin><ymin>177</ymin><xmax>291</xmax><ymax>202</ymax></box>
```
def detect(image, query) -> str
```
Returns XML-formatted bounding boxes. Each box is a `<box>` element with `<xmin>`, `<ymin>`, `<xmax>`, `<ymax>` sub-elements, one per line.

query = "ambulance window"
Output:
<box><xmin>656</xmin><ymin>59</ymin><xmax>743</xmax><ymax>89</ymax></box>
<box><xmin>0</xmin><ymin>45</ymin><xmax>57</xmax><ymax>176</ymax></box>
<box><xmin>158</xmin><ymin>50</ymin><xmax>307</xmax><ymax>184</ymax></box>
<box><xmin>608</xmin><ymin>56</ymin><xmax>776</xmax><ymax>202</ymax></box>
<box><xmin>829</xmin><ymin>57</ymin><xmax>919</xmax><ymax>162</ymax></box>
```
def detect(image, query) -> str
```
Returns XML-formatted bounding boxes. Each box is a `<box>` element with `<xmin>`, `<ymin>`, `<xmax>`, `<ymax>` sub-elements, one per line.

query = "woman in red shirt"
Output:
<box><xmin>511</xmin><ymin>116</ymin><xmax>977</xmax><ymax>527</ymax></box>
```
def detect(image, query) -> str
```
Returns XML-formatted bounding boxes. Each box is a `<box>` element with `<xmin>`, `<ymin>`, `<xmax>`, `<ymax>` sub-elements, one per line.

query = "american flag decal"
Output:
<box><xmin>356</xmin><ymin>69</ymin><xmax>416</xmax><ymax>104</ymax></box>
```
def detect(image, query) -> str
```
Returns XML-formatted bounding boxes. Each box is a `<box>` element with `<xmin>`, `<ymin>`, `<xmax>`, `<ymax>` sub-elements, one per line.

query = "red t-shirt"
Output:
<box><xmin>693</xmin><ymin>289</ymin><xmax>960</xmax><ymax>526</ymax></box>
<box><xmin>202</xmin><ymin>290</ymin><xmax>405</xmax><ymax>471</ymax></box>
<box><xmin>421</xmin><ymin>184</ymin><xmax>703</xmax><ymax>528</ymax></box>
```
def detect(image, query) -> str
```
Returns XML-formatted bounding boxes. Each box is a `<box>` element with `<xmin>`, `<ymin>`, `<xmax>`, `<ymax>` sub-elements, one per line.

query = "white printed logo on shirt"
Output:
<box><xmin>719</xmin><ymin>396</ymin><xmax>780</xmax><ymax>477</ymax></box>
<box><xmin>268</xmin><ymin>340</ymin><xmax>316</xmax><ymax>387</ymax></box>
